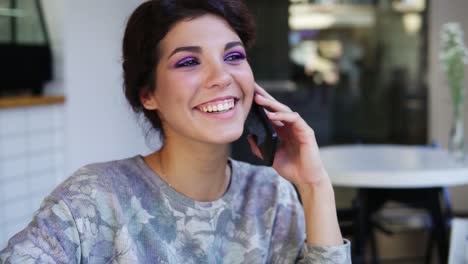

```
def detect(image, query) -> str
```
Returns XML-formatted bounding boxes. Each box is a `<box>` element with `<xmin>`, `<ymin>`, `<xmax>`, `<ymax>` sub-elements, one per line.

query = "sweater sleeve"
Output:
<box><xmin>268</xmin><ymin>178</ymin><xmax>351</xmax><ymax>264</ymax></box>
<box><xmin>0</xmin><ymin>196</ymin><xmax>80</xmax><ymax>264</ymax></box>
<box><xmin>299</xmin><ymin>239</ymin><xmax>351</xmax><ymax>263</ymax></box>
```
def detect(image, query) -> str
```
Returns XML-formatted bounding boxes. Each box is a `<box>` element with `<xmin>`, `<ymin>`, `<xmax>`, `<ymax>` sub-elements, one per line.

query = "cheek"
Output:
<box><xmin>233</xmin><ymin>66</ymin><xmax>255</xmax><ymax>94</ymax></box>
<box><xmin>155</xmin><ymin>74</ymin><xmax>198</xmax><ymax>111</ymax></box>
<box><xmin>165</xmin><ymin>69</ymin><xmax>201</xmax><ymax>89</ymax></box>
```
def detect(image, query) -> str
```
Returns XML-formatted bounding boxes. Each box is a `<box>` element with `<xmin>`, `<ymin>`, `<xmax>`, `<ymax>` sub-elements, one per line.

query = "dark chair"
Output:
<box><xmin>351</xmin><ymin>187</ymin><xmax>452</xmax><ymax>264</ymax></box>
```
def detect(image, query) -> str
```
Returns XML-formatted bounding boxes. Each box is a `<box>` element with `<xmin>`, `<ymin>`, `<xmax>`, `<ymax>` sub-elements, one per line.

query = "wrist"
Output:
<box><xmin>294</xmin><ymin>171</ymin><xmax>334</xmax><ymax>199</ymax></box>
<box><xmin>295</xmin><ymin>172</ymin><xmax>343</xmax><ymax>246</ymax></box>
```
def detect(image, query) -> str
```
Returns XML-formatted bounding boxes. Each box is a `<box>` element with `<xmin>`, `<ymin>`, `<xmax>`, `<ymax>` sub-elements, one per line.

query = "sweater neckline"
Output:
<box><xmin>133</xmin><ymin>155</ymin><xmax>237</xmax><ymax>211</ymax></box>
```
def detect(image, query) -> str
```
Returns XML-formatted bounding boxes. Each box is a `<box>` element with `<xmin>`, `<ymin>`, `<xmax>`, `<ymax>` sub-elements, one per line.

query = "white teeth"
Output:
<box><xmin>199</xmin><ymin>99</ymin><xmax>235</xmax><ymax>113</ymax></box>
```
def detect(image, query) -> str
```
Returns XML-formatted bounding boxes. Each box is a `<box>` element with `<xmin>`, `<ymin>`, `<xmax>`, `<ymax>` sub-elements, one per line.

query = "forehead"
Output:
<box><xmin>158</xmin><ymin>14</ymin><xmax>241</xmax><ymax>53</ymax></box>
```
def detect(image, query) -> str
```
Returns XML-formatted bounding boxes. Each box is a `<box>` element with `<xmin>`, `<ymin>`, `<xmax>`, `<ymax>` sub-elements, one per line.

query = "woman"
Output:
<box><xmin>1</xmin><ymin>0</ymin><xmax>350</xmax><ymax>263</ymax></box>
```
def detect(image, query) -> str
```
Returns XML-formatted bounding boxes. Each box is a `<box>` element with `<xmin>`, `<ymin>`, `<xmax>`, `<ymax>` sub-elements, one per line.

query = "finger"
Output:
<box><xmin>255</xmin><ymin>93</ymin><xmax>292</xmax><ymax>113</ymax></box>
<box><xmin>266</xmin><ymin>112</ymin><xmax>315</xmax><ymax>144</ymax></box>
<box><xmin>263</xmin><ymin>108</ymin><xmax>285</xmax><ymax>126</ymax></box>
<box><xmin>266</xmin><ymin>111</ymin><xmax>304</xmax><ymax>125</ymax></box>
<box><xmin>247</xmin><ymin>135</ymin><xmax>264</xmax><ymax>160</ymax></box>
<box><xmin>254</xmin><ymin>83</ymin><xmax>277</xmax><ymax>102</ymax></box>
<box><xmin>271</xmin><ymin>119</ymin><xmax>285</xmax><ymax>127</ymax></box>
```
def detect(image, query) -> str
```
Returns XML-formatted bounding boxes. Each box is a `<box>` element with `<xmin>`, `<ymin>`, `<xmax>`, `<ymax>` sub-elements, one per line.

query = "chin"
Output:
<box><xmin>207</xmin><ymin>126</ymin><xmax>244</xmax><ymax>145</ymax></box>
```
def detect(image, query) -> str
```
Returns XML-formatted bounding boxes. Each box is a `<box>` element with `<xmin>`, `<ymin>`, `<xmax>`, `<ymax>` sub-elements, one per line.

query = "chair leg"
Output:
<box><xmin>442</xmin><ymin>188</ymin><xmax>453</xmax><ymax>221</ymax></box>
<box><xmin>424</xmin><ymin>230</ymin><xmax>433</xmax><ymax>264</ymax></box>
<box><xmin>369</xmin><ymin>226</ymin><xmax>379</xmax><ymax>264</ymax></box>
<box><xmin>428</xmin><ymin>189</ymin><xmax>449</xmax><ymax>264</ymax></box>
<box><xmin>352</xmin><ymin>194</ymin><xmax>368</xmax><ymax>264</ymax></box>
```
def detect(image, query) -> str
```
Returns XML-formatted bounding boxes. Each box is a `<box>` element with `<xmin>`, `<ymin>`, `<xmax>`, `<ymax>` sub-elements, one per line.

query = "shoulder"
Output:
<box><xmin>70</xmin><ymin>155</ymin><xmax>142</xmax><ymax>182</ymax></box>
<box><xmin>57</xmin><ymin>156</ymin><xmax>142</xmax><ymax>190</ymax></box>
<box><xmin>48</xmin><ymin>156</ymin><xmax>146</xmax><ymax>213</ymax></box>
<box><xmin>229</xmin><ymin>159</ymin><xmax>299</xmax><ymax>204</ymax></box>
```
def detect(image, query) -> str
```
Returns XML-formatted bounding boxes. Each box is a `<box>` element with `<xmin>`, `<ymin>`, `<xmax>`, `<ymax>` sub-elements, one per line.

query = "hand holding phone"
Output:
<box><xmin>244</xmin><ymin>100</ymin><xmax>279</xmax><ymax>166</ymax></box>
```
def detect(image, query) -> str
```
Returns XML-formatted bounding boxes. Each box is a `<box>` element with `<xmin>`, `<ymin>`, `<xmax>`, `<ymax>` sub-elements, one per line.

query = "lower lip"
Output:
<box><xmin>196</xmin><ymin>102</ymin><xmax>238</xmax><ymax>120</ymax></box>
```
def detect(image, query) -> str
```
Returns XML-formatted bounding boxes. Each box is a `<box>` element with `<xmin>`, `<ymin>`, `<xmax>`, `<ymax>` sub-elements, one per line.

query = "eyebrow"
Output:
<box><xmin>225</xmin><ymin>41</ymin><xmax>244</xmax><ymax>50</ymax></box>
<box><xmin>168</xmin><ymin>41</ymin><xmax>244</xmax><ymax>59</ymax></box>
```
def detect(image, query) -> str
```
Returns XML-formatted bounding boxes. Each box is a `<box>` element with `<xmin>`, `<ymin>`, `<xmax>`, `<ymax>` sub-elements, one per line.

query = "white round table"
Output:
<box><xmin>320</xmin><ymin>144</ymin><xmax>468</xmax><ymax>188</ymax></box>
<box><xmin>320</xmin><ymin>144</ymin><xmax>468</xmax><ymax>264</ymax></box>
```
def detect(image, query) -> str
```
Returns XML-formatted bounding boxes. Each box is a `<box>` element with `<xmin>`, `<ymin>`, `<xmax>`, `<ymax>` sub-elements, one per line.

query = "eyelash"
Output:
<box><xmin>174</xmin><ymin>52</ymin><xmax>246</xmax><ymax>68</ymax></box>
<box><xmin>175</xmin><ymin>57</ymin><xmax>199</xmax><ymax>68</ymax></box>
<box><xmin>224</xmin><ymin>52</ymin><xmax>246</xmax><ymax>62</ymax></box>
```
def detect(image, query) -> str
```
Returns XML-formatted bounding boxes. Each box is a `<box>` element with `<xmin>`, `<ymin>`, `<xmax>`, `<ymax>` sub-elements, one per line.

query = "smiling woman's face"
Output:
<box><xmin>141</xmin><ymin>14</ymin><xmax>255</xmax><ymax>146</ymax></box>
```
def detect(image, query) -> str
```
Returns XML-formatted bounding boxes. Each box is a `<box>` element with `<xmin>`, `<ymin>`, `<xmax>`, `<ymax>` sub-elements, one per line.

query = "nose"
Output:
<box><xmin>203</xmin><ymin>60</ymin><xmax>232</xmax><ymax>89</ymax></box>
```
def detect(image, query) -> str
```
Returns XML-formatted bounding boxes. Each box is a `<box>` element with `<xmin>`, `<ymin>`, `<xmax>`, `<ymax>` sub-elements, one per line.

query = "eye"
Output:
<box><xmin>175</xmin><ymin>57</ymin><xmax>199</xmax><ymax>68</ymax></box>
<box><xmin>224</xmin><ymin>52</ymin><xmax>246</xmax><ymax>62</ymax></box>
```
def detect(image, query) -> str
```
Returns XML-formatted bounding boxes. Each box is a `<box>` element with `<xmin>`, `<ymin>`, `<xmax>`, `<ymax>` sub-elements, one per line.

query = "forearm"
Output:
<box><xmin>295</xmin><ymin>171</ymin><xmax>343</xmax><ymax>246</ymax></box>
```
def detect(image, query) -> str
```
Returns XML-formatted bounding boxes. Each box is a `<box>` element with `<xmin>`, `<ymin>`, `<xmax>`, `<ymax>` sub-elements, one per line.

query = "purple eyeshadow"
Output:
<box><xmin>175</xmin><ymin>57</ymin><xmax>197</xmax><ymax>67</ymax></box>
<box><xmin>225</xmin><ymin>51</ymin><xmax>246</xmax><ymax>61</ymax></box>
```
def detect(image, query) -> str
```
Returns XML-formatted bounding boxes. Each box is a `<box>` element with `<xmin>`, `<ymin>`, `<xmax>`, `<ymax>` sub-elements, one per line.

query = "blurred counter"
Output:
<box><xmin>0</xmin><ymin>96</ymin><xmax>65</xmax><ymax>109</ymax></box>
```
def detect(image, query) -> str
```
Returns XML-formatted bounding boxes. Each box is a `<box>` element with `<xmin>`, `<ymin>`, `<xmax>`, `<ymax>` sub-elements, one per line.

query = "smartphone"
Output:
<box><xmin>244</xmin><ymin>100</ymin><xmax>279</xmax><ymax>166</ymax></box>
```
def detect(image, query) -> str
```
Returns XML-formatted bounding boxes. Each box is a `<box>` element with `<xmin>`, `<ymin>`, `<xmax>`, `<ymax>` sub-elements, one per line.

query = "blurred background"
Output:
<box><xmin>0</xmin><ymin>0</ymin><xmax>467</xmax><ymax>262</ymax></box>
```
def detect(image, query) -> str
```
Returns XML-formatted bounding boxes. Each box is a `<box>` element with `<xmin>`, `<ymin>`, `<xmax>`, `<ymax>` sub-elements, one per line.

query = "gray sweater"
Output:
<box><xmin>1</xmin><ymin>156</ymin><xmax>350</xmax><ymax>263</ymax></box>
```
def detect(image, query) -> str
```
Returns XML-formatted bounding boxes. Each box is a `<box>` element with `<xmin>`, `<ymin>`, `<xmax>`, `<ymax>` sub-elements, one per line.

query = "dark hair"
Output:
<box><xmin>122</xmin><ymin>0</ymin><xmax>256</xmax><ymax>139</ymax></box>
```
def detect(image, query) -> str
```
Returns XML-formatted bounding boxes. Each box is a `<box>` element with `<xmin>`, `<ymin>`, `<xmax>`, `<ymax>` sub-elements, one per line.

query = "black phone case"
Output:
<box><xmin>244</xmin><ymin>102</ymin><xmax>279</xmax><ymax>166</ymax></box>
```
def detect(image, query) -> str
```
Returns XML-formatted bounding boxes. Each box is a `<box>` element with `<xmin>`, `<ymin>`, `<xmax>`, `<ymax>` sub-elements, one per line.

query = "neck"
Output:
<box><xmin>144</xmin><ymin>138</ymin><xmax>231</xmax><ymax>202</ymax></box>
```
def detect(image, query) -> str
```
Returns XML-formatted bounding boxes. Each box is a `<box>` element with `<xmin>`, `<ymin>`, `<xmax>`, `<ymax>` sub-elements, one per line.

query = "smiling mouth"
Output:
<box><xmin>196</xmin><ymin>98</ymin><xmax>237</xmax><ymax>113</ymax></box>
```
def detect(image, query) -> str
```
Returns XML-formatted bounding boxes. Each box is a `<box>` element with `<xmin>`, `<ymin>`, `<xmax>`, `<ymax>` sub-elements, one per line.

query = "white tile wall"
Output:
<box><xmin>0</xmin><ymin>104</ymin><xmax>64</xmax><ymax>248</ymax></box>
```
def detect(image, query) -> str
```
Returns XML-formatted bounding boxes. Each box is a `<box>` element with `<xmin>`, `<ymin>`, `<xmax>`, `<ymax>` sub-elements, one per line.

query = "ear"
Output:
<box><xmin>139</xmin><ymin>88</ymin><xmax>159</xmax><ymax>110</ymax></box>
